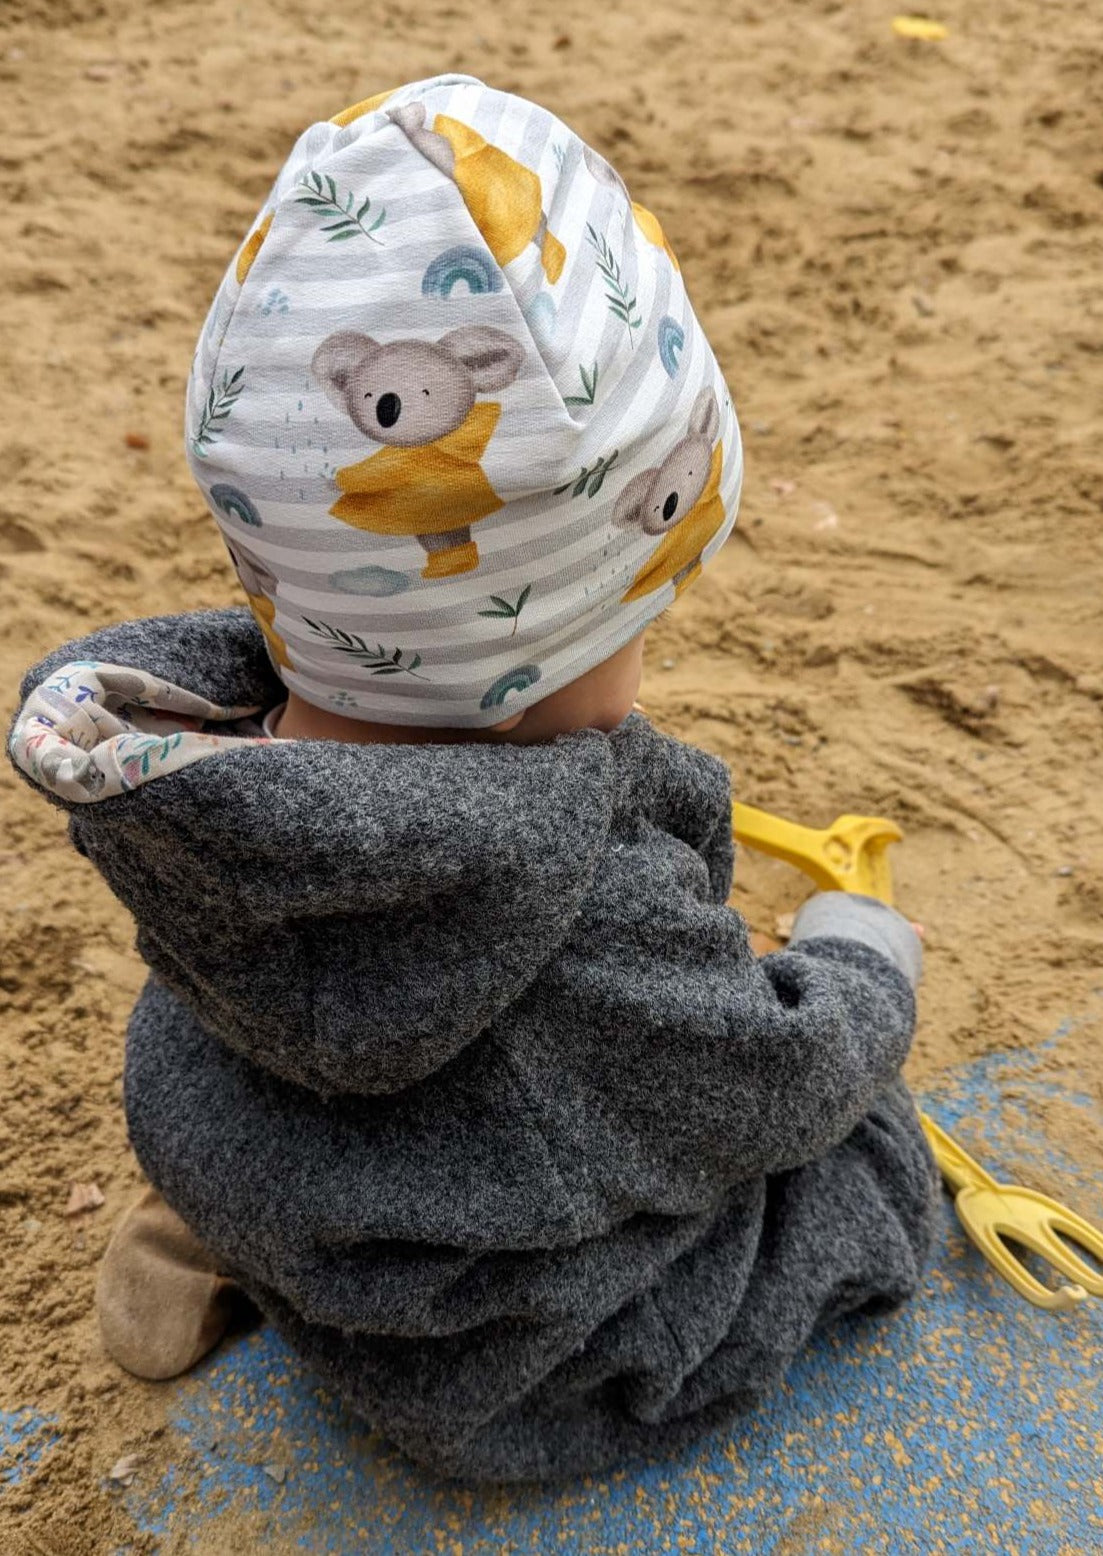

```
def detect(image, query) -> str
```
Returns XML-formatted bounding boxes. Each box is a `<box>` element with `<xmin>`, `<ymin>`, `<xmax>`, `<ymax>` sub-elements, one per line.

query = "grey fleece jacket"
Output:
<box><xmin>13</xmin><ymin>609</ymin><xmax>936</xmax><ymax>1482</ymax></box>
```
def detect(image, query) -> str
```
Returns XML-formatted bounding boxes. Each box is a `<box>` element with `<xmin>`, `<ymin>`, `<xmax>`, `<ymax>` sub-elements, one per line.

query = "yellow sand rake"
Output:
<box><xmin>733</xmin><ymin>800</ymin><xmax>1103</xmax><ymax>1313</ymax></box>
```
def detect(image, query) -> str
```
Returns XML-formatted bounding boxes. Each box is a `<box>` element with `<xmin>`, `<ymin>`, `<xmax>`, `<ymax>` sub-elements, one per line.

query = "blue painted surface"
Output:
<box><xmin>0</xmin><ymin>1408</ymin><xmax>59</xmax><ymax>1493</ymax></box>
<box><xmin>125</xmin><ymin>1244</ymin><xmax>1103</xmax><ymax>1554</ymax></box>
<box><xmin>18</xmin><ymin>1013</ymin><xmax>1103</xmax><ymax>1552</ymax></box>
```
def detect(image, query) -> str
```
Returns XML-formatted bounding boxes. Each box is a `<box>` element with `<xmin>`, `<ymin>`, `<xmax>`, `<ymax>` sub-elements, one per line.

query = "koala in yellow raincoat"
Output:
<box><xmin>617</xmin><ymin>388</ymin><xmax>726</xmax><ymax>601</ymax></box>
<box><xmin>390</xmin><ymin>104</ymin><xmax>567</xmax><ymax>284</ymax></box>
<box><xmin>312</xmin><ymin>327</ymin><xmax>525</xmax><ymax>579</ymax></box>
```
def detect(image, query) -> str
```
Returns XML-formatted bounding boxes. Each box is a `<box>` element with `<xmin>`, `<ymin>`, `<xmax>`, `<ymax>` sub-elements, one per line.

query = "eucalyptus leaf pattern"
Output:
<box><xmin>295</xmin><ymin>172</ymin><xmax>386</xmax><ymax>245</ymax></box>
<box><xmin>192</xmin><ymin>367</ymin><xmax>245</xmax><ymax>459</ymax></box>
<box><xmin>304</xmin><ymin>619</ymin><xmax>428</xmax><ymax>678</ymax></box>
<box><xmin>585</xmin><ymin>225</ymin><xmax>641</xmax><ymax>344</ymax></box>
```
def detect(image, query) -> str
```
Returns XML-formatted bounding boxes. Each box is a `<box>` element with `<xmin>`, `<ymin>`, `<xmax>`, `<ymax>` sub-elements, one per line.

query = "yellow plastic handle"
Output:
<box><xmin>732</xmin><ymin>803</ymin><xmax>902</xmax><ymax>903</ymax></box>
<box><xmin>918</xmin><ymin>1111</ymin><xmax>998</xmax><ymax>1194</ymax></box>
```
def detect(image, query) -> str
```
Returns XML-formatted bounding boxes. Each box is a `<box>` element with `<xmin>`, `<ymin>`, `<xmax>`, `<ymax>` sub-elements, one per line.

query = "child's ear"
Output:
<box><xmin>690</xmin><ymin>386</ymin><xmax>720</xmax><ymax>443</ymax></box>
<box><xmin>311</xmin><ymin>332</ymin><xmax>378</xmax><ymax>407</ymax></box>
<box><xmin>612</xmin><ymin>468</ymin><xmax>655</xmax><ymax>529</ymax></box>
<box><xmin>439</xmin><ymin>327</ymin><xmax>524</xmax><ymax>393</ymax></box>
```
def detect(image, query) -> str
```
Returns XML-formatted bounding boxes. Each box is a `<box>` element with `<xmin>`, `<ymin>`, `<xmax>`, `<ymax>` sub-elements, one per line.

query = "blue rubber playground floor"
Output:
<box><xmin>4</xmin><ymin>1005</ymin><xmax>1101</xmax><ymax>1554</ymax></box>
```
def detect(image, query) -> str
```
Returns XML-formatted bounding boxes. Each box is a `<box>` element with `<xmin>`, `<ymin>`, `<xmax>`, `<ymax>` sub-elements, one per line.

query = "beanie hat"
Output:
<box><xmin>186</xmin><ymin>74</ymin><xmax>743</xmax><ymax>726</ymax></box>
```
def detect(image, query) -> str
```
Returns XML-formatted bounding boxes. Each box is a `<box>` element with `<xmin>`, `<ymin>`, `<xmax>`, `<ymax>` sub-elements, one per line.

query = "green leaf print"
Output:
<box><xmin>192</xmin><ymin>366</ymin><xmax>245</xmax><ymax>459</ymax></box>
<box><xmin>585</xmin><ymin>225</ymin><xmax>641</xmax><ymax>345</ymax></box>
<box><xmin>478</xmin><ymin>583</ymin><xmax>532</xmax><ymax>638</ymax></box>
<box><xmin>564</xmin><ymin>360</ymin><xmax>600</xmax><ymax>408</ymax></box>
<box><xmin>303</xmin><ymin>619</ymin><xmax>427</xmax><ymax>678</ymax></box>
<box><xmin>554</xmin><ymin>450</ymin><xmax>619</xmax><ymax>499</ymax></box>
<box><xmin>295</xmin><ymin>171</ymin><xmax>387</xmax><ymax>246</ymax></box>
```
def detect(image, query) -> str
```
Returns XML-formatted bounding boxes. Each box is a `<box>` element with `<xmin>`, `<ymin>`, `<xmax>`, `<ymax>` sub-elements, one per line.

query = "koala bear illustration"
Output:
<box><xmin>616</xmin><ymin>386</ymin><xmax>727</xmax><ymax>603</ymax></box>
<box><xmin>313</xmin><ymin>326</ymin><xmax>525</xmax><ymax>579</ymax></box>
<box><xmin>615</xmin><ymin>387</ymin><xmax>719</xmax><ymax>536</ymax></box>
<box><xmin>225</xmin><ymin>541</ymin><xmax>293</xmax><ymax>670</ymax></box>
<box><xmin>389</xmin><ymin>103</ymin><xmax>566</xmax><ymax>285</ymax></box>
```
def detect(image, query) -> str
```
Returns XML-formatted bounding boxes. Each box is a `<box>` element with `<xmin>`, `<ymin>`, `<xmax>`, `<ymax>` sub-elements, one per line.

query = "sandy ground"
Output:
<box><xmin>1</xmin><ymin>0</ymin><xmax>1101</xmax><ymax>1549</ymax></box>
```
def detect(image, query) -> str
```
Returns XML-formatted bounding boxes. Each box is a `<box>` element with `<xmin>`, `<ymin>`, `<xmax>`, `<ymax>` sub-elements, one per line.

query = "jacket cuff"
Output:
<box><xmin>789</xmin><ymin>892</ymin><xmax>923</xmax><ymax>989</ymax></box>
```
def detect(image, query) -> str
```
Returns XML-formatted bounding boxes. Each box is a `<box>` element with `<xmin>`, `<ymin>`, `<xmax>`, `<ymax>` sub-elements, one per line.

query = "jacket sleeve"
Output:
<box><xmin>525</xmin><ymin>893</ymin><xmax>923</xmax><ymax>1217</ymax></box>
<box><xmin>733</xmin><ymin>892</ymin><xmax>921</xmax><ymax>1174</ymax></box>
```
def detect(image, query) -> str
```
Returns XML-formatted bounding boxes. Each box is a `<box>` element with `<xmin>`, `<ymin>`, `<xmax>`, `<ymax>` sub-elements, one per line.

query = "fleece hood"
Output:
<box><xmin>11</xmin><ymin>608</ymin><xmax>631</xmax><ymax>1096</ymax></box>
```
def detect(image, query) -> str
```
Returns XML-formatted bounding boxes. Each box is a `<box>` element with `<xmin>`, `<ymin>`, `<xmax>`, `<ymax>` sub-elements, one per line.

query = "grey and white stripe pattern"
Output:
<box><xmin>186</xmin><ymin>74</ymin><xmax>742</xmax><ymax>725</ymax></box>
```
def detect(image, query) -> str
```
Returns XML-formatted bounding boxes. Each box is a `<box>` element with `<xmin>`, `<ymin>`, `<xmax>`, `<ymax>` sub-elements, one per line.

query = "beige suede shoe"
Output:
<box><xmin>96</xmin><ymin>1186</ymin><xmax>251</xmax><ymax>1380</ymax></box>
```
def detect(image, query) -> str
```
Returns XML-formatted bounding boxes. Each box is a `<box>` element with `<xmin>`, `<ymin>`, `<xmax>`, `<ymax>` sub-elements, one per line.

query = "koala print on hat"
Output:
<box><xmin>616</xmin><ymin>388</ymin><xmax>727</xmax><ymax>602</ymax></box>
<box><xmin>389</xmin><ymin>103</ymin><xmax>567</xmax><ymax>284</ymax></box>
<box><xmin>185</xmin><ymin>74</ymin><xmax>742</xmax><ymax>727</ymax></box>
<box><xmin>224</xmin><ymin>540</ymin><xmax>293</xmax><ymax>669</ymax></box>
<box><xmin>312</xmin><ymin>326</ymin><xmax>524</xmax><ymax>579</ymax></box>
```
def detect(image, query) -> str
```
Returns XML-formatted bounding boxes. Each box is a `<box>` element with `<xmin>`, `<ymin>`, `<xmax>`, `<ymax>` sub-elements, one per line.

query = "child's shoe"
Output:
<box><xmin>96</xmin><ymin>1186</ymin><xmax>250</xmax><ymax>1380</ymax></box>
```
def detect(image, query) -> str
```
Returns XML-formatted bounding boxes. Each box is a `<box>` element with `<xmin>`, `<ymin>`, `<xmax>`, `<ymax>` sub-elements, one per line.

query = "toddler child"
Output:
<box><xmin>10</xmin><ymin>75</ymin><xmax>935</xmax><ymax>1481</ymax></box>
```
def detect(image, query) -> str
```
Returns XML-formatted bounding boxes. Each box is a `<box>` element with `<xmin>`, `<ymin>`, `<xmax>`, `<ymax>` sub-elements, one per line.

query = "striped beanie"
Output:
<box><xmin>186</xmin><ymin>74</ymin><xmax>743</xmax><ymax>726</ymax></box>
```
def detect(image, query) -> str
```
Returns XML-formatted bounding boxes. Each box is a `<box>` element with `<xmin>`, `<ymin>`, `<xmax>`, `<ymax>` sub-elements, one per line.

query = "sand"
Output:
<box><xmin>1</xmin><ymin>0</ymin><xmax>1101</xmax><ymax>1548</ymax></box>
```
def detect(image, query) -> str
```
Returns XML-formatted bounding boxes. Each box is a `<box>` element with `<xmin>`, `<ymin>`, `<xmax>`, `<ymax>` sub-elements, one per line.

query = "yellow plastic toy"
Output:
<box><xmin>733</xmin><ymin>803</ymin><xmax>901</xmax><ymax>900</ymax></box>
<box><xmin>734</xmin><ymin>799</ymin><xmax>1103</xmax><ymax>1312</ymax></box>
<box><xmin>918</xmin><ymin>1113</ymin><xmax>1103</xmax><ymax>1312</ymax></box>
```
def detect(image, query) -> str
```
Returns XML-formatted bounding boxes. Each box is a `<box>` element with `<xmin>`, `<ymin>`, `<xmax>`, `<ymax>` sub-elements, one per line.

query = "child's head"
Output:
<box><xmin>186</xmin><ymin>75</ymin><xmax>742</xmax><ymax>735</ymax></box>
